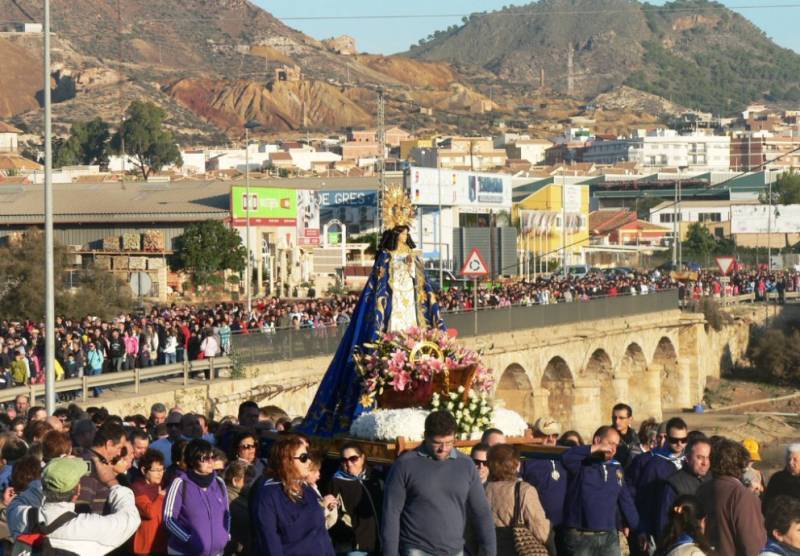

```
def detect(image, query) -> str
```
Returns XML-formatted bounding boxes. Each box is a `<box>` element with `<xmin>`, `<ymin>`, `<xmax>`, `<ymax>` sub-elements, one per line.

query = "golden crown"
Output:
<box><xmin>381</xmin><ymin>183</ymin><xmax>415</xmax><ymax>230</ymax></box>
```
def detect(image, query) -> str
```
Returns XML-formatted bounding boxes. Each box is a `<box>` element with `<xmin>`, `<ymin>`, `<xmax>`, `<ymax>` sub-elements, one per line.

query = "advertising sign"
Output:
<box><xmin>563</xmin><ymin>184</ymin><xmax>583</xmax><ymax>213</ymax></box>
<box><xmin>319</xmin><ymin>190</ymin><xmax>377</xmax><ymax>207</ymax></box>
<box><xmin>731</xmin><ymin>204</ymin><xmax>800</xmax><ymax>234</ymax></box>
<box><xmin>230</xmin><ymin>186</ymin><xmax>297</xmax><ymax>226</ymax></box>
<box><xmin>296</xmin><ymin>190</ymin><xmax>321</xmax><ymax>246</ymax></box>
<box><xmin>408</xmin><ymin>166</ymin><xmax>511</xmax><ymax>208</ymax></box>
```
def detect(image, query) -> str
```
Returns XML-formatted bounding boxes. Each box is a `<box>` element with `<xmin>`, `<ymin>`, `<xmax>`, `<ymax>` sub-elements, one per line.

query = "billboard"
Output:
<box><xmin>408</xmin><ymin>166</ymin><xmax>511</xmax><ymax>208</ymax></box>
<box><xmin>731</xmin><ymin>204</ymin><xmax>800</xmax><ymax>234</ymax></box>
<box><xmin>296</xmin><ymin>190</ymin><xmax>321</xmax><ymax>246</ymax></box>
<box><xmin>231</xmin><ymin>186</ymin><xmax>297</xmax><ymax>226</ymax></box>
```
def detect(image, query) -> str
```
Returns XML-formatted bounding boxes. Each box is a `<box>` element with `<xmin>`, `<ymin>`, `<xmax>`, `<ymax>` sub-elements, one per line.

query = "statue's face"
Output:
<box><xmin>398</xmin><ymin>228</ymin><xmax>408</xmax><ymax>245</ymax></box>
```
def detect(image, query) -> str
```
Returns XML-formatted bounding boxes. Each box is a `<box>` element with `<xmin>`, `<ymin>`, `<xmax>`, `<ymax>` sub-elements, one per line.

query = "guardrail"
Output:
<box><xmin>231</xmin><ymin>290</ymin><xmax>680</xmax><ymax>364</ymax></box>
<box><xmin>0</xmin><ymin>357</ymin><xmax>233</xmax><ymax>406</ymax></box>
<box><xmin>703</xmin><ymin>291</ymin><xmax>799</xmax><ymax>306</ymax></box>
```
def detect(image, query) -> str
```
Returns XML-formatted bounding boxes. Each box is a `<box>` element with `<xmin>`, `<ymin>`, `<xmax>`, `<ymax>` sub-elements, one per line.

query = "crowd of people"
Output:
<box><xmin>0</xmin><ymin>267</ymin><xmax>796</xmax><ymax>392</ymax></box>
<box><xmin>0</xmin><ymin>396</ymin><xmax>795</xmax><ymax>555</ymax></box>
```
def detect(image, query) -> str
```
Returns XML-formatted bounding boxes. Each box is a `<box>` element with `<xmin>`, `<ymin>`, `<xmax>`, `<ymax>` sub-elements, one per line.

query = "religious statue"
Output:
<box><xmin>300</xmin><ymin>184</ymin><xmax>445</xmax><ymax>437</ymax></box>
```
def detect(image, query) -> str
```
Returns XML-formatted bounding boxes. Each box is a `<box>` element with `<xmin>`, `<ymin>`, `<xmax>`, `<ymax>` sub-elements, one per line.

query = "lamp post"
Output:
<box><xmin>561</xmin><ymin>167</ymin><xmax>567</xmax><ymax>272</ymax></box>
<box><xmin>244</xmin><ymin>120</ymin><xmax>260</xmax><ymax>315</ymax></box>
<box><xmin>43</xmin><ymin>0</ymin><xmax>55</xmax><ymax>413</ymax></box>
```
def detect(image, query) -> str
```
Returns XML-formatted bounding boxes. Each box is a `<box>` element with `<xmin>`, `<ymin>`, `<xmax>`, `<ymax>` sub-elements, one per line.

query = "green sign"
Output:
<box><xmin>230</xmin><ymin>186</ymin><xmax>297</xmax><ymax>225</ymax></box>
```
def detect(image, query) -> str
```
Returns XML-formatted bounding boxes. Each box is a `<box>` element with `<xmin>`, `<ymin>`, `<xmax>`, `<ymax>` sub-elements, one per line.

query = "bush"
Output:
<box><xmin>746</xmin><ymin>325</ymin><xmax>800</xmax><ymax>383</ymax></box>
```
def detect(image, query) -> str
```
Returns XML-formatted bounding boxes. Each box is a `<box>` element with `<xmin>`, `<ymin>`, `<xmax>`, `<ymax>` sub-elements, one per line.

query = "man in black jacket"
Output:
<box><xmin>655</xmin><ymin>437</ymin><xmax>711</xmax><ymax>537</ymax></box>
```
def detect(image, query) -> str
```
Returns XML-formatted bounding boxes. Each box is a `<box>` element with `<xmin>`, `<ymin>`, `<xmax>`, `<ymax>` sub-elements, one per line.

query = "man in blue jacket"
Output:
<box><xmin>635</xmin><ymin>417</ymin><xmax>688</xmax><ymax>552</ymax></box>
<box><xmin>561</xmin><ymin>425</ymin><xmax>639</xmax><ymax>556</ymax></box>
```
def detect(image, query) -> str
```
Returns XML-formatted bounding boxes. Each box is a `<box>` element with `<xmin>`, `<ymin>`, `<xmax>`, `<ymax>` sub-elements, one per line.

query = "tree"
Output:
<box><xmin>111</xmin><ymin>101</ymin><xmax>182</xmax><ymax>179</ymax></box>
<box><xmin>683</xmin><ymin>223</ymin><xmax>717</xmax><ymax>260</ymax></box>
<box><xmin>765</xmin><ymin>171</ymin><xmax>800</xmax><ymax>205</ymax></box>
<box><xmin>0</xmin><ymin>231</ymin><xmax>131</xmax><ymax>320</ymax></box>
<box><xmin>175</xmin><ymin>220</ymin><xmax>246</xmax><ymax>285</ymax></box>
<box><xmin>53</xmin><ymin>117</ymin><xmax>111</xmax><ymax>168</ymax></box>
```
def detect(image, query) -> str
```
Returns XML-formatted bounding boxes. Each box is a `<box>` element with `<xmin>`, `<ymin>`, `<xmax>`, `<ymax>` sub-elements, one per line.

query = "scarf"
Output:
<box><xmin>765</xmin><ymin>539</ymin><xmax>800</xmax><ymax>556</ymax></box>
<box><xmin>333</xmin><ymin>469</ymin><xmax>367</xmax><ymax>482</ymax></box>
<box><xmin>187</xmin><ymin>469</ymin><xmax>215</xmax><ymax>489</ymax></box>
<box><xmin>653</xmin><ymin>447</ymin><xmax>684</xmax><ymax>470</ymax></box>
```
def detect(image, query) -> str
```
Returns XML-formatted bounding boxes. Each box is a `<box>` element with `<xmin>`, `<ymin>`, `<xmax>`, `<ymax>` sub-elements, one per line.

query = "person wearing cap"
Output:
<box><xmin>743</xmin><ymin>438</ymin><xmax>766</xmax><ymax>496</ymax></box>
<box><xmin>14</xmin><ymin>456</ymin><xmax>140</xmax><ymax>555</ymax></box>
<box><xmin>150</xmin><ymin>411</ymin><xmax>183</xmax><ymax>466</ymax></box>
<box><xmin>521</xmin><ymin>418</ymin><xmax>567</xmax><ymax>528</ymax></box>
<box><xmin>764</xmin><ymin>443</ymin><xmax>800</xmax><ymax>515</ymax></box>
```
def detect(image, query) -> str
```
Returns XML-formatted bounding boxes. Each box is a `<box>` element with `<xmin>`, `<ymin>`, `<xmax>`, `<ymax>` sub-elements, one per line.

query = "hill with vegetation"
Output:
<box><xmin>406</xmin><ymin>0</ymin><xmax>800</xmax><ymax>114</ymax></box>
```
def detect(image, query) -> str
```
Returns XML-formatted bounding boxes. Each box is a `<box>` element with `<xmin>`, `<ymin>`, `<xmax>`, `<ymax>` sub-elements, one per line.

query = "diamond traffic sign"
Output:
<box><xmin>715</xmin><ymin>256</ymin><xmax>736</xmax><ymax>275</ymax></box>
<box><xmin>460</xmin><ymin>247</ymin><xmax>490</xmax><ymax>277</ymax></box>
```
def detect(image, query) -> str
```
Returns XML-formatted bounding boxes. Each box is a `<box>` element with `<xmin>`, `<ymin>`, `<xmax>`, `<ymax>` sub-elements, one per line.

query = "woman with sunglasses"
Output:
<box><xmin>327</xmin><ymin>442</ymin><xmax>384</xmax><ymax>556</ymax></box>
<box><xmin>163</xmin><ymin>438</ymin><xmax>231</xmax><ymax>556</ymax></box>
<box><xmin>229</xmin><ymin>430</ymin><xmax>263</xmax><ymax>488</ymax></box>
<box><xmin>251</xmin><ymin>433</ymin><xmax>335</xmax><ymax>556</ymax></box>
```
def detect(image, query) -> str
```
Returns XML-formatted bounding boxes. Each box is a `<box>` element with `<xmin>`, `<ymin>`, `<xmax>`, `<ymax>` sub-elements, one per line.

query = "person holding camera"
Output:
<box><xmin>76</xmin><ymin>422</ymin><xmax>129</xmax><ymax>515</ymax></box>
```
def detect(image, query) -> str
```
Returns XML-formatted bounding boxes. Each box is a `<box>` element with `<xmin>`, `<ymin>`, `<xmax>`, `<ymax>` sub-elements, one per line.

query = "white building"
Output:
<box><xmin>287</xmin><ymin>148</ymin><xmax>341</xmax><ymax>171</ymax></box>
<box><xmin>506</xmin><ymin>139</ymin><xmax>553</xmax><ymax>165</ymax></box>
<box><xmin>0</xmin><ymin>122</ymin><xmax>21</xmax><ymax>153</ymax></box>
<box><xmin>177</xmin><ymin>151</ymin><xmax>206</xmax><ymax>175</ymax></box>
<box><xmin>582</xmin><ymin>129</ymin><xmax>730</xmax><ymax>171</ymax></box>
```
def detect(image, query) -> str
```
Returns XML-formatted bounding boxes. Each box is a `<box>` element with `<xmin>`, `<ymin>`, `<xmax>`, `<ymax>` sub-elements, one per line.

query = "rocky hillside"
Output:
<box><xmin>0</xmin><ymin>0</ymin><xmax>498</xmax><ymax>139</ymax></box>
<box><xmin>406</xmin><ymin>0</ymin><xmax>800</xmax><ymax>114</ymax></box>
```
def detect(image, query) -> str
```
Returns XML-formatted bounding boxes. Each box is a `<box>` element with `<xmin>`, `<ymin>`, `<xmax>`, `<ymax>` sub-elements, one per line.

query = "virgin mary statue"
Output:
<box><xmin>300</xmin><ymin>185</ymin><xmax>445</xmax><ymax>437</ymax></box>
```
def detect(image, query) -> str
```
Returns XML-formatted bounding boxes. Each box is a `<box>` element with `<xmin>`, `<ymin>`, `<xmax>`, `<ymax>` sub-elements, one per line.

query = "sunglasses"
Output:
<box><xmin>668</xmin><ymin>436</ymin><xmax>688</xmax><ymax>445</ymax></box>
<box><xmin>473</xmin><ymin>458</ymin><xmax>488</xmax><ymax>468</ymax></box>
<box><xmin>293</xmin><ymin>453</ymin><xmax>310</xmax><ymax>463</ymax></box>
<box><xmin>200</xmin><ymin>454</ymin><xmax>216</xmax><ymax>462</ymax></box>
<box><xmin>341</xmin><ymin>455</ymin><xmax>361</xmax><ymax>464</ymax></box>
<box><xmin>239</xmin><ymin>444</ymin><xmax>256</xmax><ymax>450</ymax></box>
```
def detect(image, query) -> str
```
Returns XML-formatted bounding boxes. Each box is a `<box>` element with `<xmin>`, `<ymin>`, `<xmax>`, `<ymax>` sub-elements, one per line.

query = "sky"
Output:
<box><xmin>256</xmin><ymin>0</ymin><xmax>800</xmax><ymax>55</ymax></box>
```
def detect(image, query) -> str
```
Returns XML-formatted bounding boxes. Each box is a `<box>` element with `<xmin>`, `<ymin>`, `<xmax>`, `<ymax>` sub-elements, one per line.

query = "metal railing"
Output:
<box><xmin>231</xmin><ymin>290</ymin><xmax>680</xmax><ymax>364</ymax></box>
<box><xmin>0</xmin><ymin>357</ymin><xmax>233</xmax><ymax>405</ymax></box>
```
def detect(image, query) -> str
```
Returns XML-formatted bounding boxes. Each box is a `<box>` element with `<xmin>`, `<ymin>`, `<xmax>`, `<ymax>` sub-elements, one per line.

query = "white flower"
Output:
<box><xmin>457</xmin><ymin>385</ymin><xmax>465</xmax><ymax>394</ymax></box>
<box><xmin>445</xmin><ymin>402</ymin><xmax>454</xmax><ymax>411</ymax></box>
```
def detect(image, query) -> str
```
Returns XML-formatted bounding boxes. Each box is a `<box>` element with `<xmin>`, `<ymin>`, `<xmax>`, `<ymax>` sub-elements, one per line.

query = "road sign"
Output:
<box><xmin>460</xmin><ymin>247</ymin><xmax>490</xmax><ymax>277</ymax></box>
<box><xmin>715</xmin><ymin>256</ymin><xmax>736</xmax><ymax>275</ymax></box>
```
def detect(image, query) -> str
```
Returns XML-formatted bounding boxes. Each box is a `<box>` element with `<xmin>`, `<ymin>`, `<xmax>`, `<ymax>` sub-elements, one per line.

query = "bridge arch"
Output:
<box><xmin>619</xmin><ymin>343</ymin><xmax>650</xmax><ymax>417</ymax></box>
<box><xmin>496</xmin><ymin>364</ymin><xmax>534</xmax><ymax>423</ymax></box>
<box><xmin>584</xmin><ymin>348</ymin><xmax>616</xmax><ymax>419</ymax></box>
<box><xmin>541</xmin><ymin>356</ymin><xmax>574</xmax><ymax>430</ymax></box>
<box><xmin>653</xmin><ymin>336</ymin><xmax>681</xmax><ymax>409</ymax></box>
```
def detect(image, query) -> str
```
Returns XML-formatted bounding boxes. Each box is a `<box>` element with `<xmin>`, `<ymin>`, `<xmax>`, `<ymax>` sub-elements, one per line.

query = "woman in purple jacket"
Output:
<box><xmin>163</xmin><ymin>438</ymin><xmax>231</xmax><ymax>556</ymax></box>
<box><xmin>250</xmin><ymin>433</ymin><xmax>335</xmax><ymax>556</ymax></box>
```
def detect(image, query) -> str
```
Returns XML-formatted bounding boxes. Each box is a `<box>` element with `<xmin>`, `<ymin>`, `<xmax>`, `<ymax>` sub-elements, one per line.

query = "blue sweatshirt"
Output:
<box><xmin>561</xmin><ymin>445</ymin><xmax>639</xmax><ymax>532</ymax></box>
<box><xmin>635</xmin><ymin>448</ymin><xmax>682</xmax><ymax>536</ymax></box>
<box><xmin>250</xmin><ymin>478</ymin><xmax>335</xmax><ymax>556</ymax></box>
<box><xmin>521</xmin><ymin>457</ymin><xmax>567</xmax><ymax>527</ymax></box>
<box><xmin>382</xmin><ymin>445</ymin><xmax>496</xmax><ymax>556</ymax></box>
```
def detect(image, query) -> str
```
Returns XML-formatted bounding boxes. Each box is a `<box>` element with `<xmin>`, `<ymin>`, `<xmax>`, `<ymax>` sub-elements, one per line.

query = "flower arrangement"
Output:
<box><xmin>354</xmin><ymin>326</ymin><xmax>494</xmax><ymax>409</ymax></box>
<box><xmin>431</xmin><ymin>388</ymin><xmax>493</xmax><ymax>437</ymax></box>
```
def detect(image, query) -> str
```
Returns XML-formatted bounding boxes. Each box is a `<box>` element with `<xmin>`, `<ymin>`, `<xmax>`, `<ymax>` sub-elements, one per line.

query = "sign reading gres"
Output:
<box><xmin>319</xmin><ymin>190</ymin><xmax>378</xmax><ymax>207</ymax></box>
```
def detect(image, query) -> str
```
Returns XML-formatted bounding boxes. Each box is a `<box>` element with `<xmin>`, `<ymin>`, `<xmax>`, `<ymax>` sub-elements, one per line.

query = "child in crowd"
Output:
<box><xmin>761</xmin><ymin>495</ymin><xmax>800</xmax><ymax>556</ymax></box>
<box><xmin>306</xmin><ymin>452</ymin><xmax>338</xmax><ymax>529</ymax></box>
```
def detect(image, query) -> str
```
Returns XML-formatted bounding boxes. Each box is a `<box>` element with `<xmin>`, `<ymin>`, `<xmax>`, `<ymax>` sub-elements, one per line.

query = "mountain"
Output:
<box><xmin>0</xmin><ymin>0</ymin><xmax>494</xmax><ymax>140</ymax></box>
<box><xmin>405</xmin><ymin>0</ymin><xmax>800</xmax><ymax>114</ymax></box>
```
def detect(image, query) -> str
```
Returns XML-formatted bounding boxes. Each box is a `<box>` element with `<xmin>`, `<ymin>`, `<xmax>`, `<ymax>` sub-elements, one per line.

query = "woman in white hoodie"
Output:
<box><xmin>656</xmin><ymin>495</ymin><xmax>713</xmax><ymax>556</ymax></box>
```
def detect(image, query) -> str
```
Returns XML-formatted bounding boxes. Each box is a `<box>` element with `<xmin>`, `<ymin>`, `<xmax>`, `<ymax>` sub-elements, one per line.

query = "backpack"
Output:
<box><xmin>11</xmin><ymin>507</ymin><xmax>80</xmax><ymax>556</ymax></box>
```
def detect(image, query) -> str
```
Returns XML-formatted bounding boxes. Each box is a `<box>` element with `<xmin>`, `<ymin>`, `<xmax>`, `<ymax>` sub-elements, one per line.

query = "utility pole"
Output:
<box><xmin>561</xmin><ymin>168</ymin><xmax>568</xmax><ymax>272</ymax></box>
<box><xmin>43</xmin><ymin>0</ymin><xmax>56</xmax><ymax>413</ymax></box>
<box><xmin>245</xmin><ymin>125</ymin><xmax>251</xmax><ymax>315</ymax></box>
<box><xmin>672</xmin><ymin>176</ymin><xmax>678</xmax><ymax>268</ymax></box>
<box><xmin>677</xmin><ymin>169</ymin><xmax>683</xmax><ymax>271</ymax></box>
<box><xmin>567</xmin><ymin>44</ymin><xmax>574</xmax><ymax>97</ymax></box>
<box><xmin>376</xmin><ymin>87</ymin><xmax>385</xmax><ymax>235</ymax></box>
<box><xmin>766</xmin><ymin>174</ymin><xmax>773</xmax><ymax>323</ymax></box>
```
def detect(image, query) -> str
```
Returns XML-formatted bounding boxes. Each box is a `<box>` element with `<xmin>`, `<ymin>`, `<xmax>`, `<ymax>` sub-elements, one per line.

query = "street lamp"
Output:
<box><xmin>43</xmin><ymin>0</ymin><xmax>55</xmax><ymax>413</ymax></box>
<box><xmin>244</xmin><ymin>119</ymin><xmax>260</xmax><ymax>315</ymax></box>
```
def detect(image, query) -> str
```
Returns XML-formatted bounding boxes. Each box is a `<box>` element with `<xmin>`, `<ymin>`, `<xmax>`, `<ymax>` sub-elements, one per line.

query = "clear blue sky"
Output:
<box><xmin>256</xmin><ymin>0</ymin><xmax>800</xmax><ymax>55</ymax></box>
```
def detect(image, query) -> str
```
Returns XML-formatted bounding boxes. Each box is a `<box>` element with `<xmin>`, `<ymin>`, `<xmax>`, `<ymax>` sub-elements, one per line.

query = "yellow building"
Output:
<box><xmin>512</xmin><ymin>180</ymin><xmax>590</xmax><ymax>270</ymax></box>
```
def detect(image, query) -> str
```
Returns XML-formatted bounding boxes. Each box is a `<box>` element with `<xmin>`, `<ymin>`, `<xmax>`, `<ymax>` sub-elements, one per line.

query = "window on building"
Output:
<box><xmin>659</xmin><ymin>213</ymin><xmax>681</xmax><ymax>223</ymax></box>
<box><xmin>698</xmin><ymin>212</ymin><xmax>722</xmax><ymax>222</ymax></box>
<box><xmin>714</xmin><ymin>227</ymin><xmax>724</xmax><ymax>238</ymax></box>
